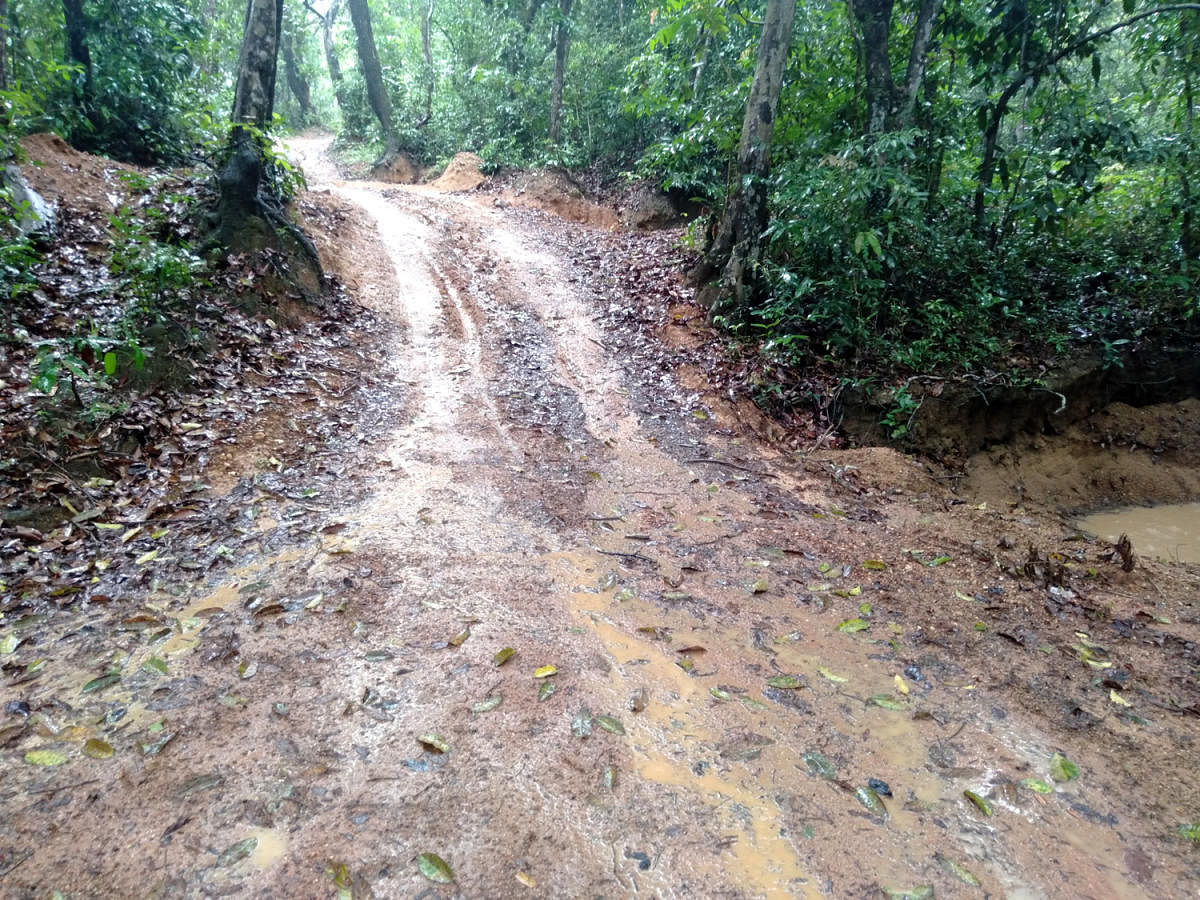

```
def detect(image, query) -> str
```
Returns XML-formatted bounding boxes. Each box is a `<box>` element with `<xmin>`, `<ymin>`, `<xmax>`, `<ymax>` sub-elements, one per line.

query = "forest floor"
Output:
<box><xmin>3</xmin><ymin>133</ymin><xmax>1200</xmax><ymax>899</ymax></box>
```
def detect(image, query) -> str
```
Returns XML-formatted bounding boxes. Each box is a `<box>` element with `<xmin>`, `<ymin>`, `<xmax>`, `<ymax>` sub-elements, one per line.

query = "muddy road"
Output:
<box><xmin>4</xmin><ymin>135</ymin><xmax>1200</xmax><ymax>899</ymax></box>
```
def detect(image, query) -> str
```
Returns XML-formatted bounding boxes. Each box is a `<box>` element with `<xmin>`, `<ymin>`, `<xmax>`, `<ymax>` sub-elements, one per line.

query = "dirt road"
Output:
<box><xmin>5</xmin><ymin>135</ymin><xmax>1199</xmax><ymax>899</ymax></box>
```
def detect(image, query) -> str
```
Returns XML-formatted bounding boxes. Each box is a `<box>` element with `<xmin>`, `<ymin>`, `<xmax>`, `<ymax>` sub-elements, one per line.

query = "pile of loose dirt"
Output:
<box><xmin>430</xmin><ymin>151</ymin><xmax>485</xmax><ymax>192</ymax></box>
<box><xmin>20</xmin><ymin>132</ymin><xmax>136</xmax><ymax>212</ymax></box>
<box><xmin>370</xmin><ymin>151</ymin><xmax>421</xmax><ymax>184</ymax></box>
<box><xmin>501</xmin><ymin>169</ymin><xmax>619</xmax><ymax>229</ymax></box>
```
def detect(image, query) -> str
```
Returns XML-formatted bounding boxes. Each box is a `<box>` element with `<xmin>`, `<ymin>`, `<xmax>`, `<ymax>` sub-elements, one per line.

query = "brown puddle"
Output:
<box><xmin>1077</xmin><ymin>501</ymin><xmax>1200</xmax><ymax>563</ymax></box>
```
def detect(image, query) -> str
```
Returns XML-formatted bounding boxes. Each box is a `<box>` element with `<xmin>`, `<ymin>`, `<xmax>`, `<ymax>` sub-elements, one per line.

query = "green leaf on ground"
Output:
<box><xmin>836</xmin><ymin>618</ymin><xmax>869</xmax><ymax>633</ymax></box>
<box><xmin>1178</xmin><ymin>823</ymin><xmax>1200</xmax><ymax>842</ymax></box>
<box><xmin>868</xmin><ymin>694</ymin><xmax>905</xmax><ymax>711</ymax></box>
<box><xmin>471</xmin><ymin>695</ymin><xmax>503</xmax><ymax>714</ymax></box>
<box><xmin>855</xmin><ymin>785</ymin><xmax>888</xmax><ymax>818</ymax></box>
<box><xmin>25</xmin><ymin>749</ymin><xmax>68</xmax><ymax>766</ymax></box>
<box><xmin>1020</xmin><ymin>777</ymin><xmax>1053</xmax><ymax>794</ymax></box>
<box><xmin>533</xmin><ymin>665</ymin><xmax>557</xmax><ymax>678</ymax></box>
<box><xmin>83</xmin><ymin>739</ymin><xmax>114</xmax><ymax>759</ymax></box>
<box><xmin>766</xmin><ymin>675</ymin><xmax>804</xmax><ymax>689</ymax></box>
<box><xmin>538</xmin><ymin>681</ymin><xmax>557</xmax><ymax>702</ymax></box>
<box><xmin>964</xmin><ymin>789</ymin><xmax>993</xmax><ymax>816</ymax></box>
<box><xmin>81</xmin><ymin>672</ymin><xmax>120</xmax><ymax>694</ymax></box>
<box><xmin>802</xmin><ymin>750</ymin><xmax>836</xmax><ymax>780</ymax></box>
<box><xmin>595</xmin><ymin>715</ymin><xmax>625</xmax><ymax>735</ymax></box>
<box><xmin>493</xmin><ymin>647</ymin><xmax>517</xmax><ymax>667</ymax></box>
<box><xmin>1050</xmin><ymin>752</ymin><xmax>1080</xmax><ymax>782</ymax></box>
<box><xmin>938</xmin><ymin>855</ymin><xmax>981</xmax><ymax>885</ymax></box>
<box><xmin>417</xmin><ymin>852</ymin><xmax>454</xmax><ymax>884</ymax></box>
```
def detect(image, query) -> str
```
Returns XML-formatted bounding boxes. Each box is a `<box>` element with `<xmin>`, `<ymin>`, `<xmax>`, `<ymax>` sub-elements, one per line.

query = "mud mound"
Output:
<box><xmin>617</xmin><ymin>182</ymin><xmax>689</xmax><ymax>230</ymax></box>
<box><xmin>504</xmin><ymin>169</ymin><xmax>618</xmax><ymax>229</ymax></box>
<box><xmin>370</xmin><ymin>151</ymin><xmax>420</xmax><ymax>184</ymax></box>
<box><xmin>20</xmin><ymin>132</ymin><xmax>136</xmax><ymax>209</ymax></box>
<box><xmin>965</xmin><ymin>397</ymin><xmax>1200</xmax><ymax>512</ymax></box>
<box><xmin>431</xmin><ymin>151</ymin><xmax>485</xmax><ymax>192</ymax></box>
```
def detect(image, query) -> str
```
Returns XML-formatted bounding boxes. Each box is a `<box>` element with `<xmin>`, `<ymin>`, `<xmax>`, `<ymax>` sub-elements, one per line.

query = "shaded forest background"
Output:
<box><xmin>2</xmin><ymin>0</ymin><xmax>1198</xmax><ymax>433</ymax></box>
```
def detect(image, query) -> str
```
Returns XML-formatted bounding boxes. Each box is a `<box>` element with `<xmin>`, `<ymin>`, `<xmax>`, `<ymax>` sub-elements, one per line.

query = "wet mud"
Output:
<box><xmin>2</xmin><ymin>135</ymin><xmax>1198</xmax><ymax>899</ymax></box>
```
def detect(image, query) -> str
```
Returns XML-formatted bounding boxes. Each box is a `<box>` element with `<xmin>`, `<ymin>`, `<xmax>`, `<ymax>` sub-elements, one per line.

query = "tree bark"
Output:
<box><xmin>220</xmin><ymin>0</ymin><xmax>282</xmax><ymax>229</ymax></box>
<box><xmin>281</xmin><ymin>14</ymin><xmax>313</xmax><ymax>124</ymax></box>
<box><xmin>419</xmin><ymin>0</ymin><xmax>435</xmax><ymax>127</ymax></box>
<box><xmin>60</xmin><ymin>0</ymin><xmax>93</xmax><ymax>113</ymax></box>
<box><xmin>850</xmin><ymin>0</ymin><xmax>893</xmax><ymax>135</ymax></box>
<box><xmin>347</xmin><ymin>0</ymin><xmax>399</xmax><ymax>159</ymax></box>
<box><xmin>694</xmin><ymin>0</ymin><xmax>796</xmax><ymax>313</ymax></box>
<box><xmin>548</xmin><ymin>0</ymin><xmax>574</xmax><ymax>144</ymax></box>
<box><xmin>306</xmin><ymin>0</ymin><xmax>349</xmax><ymax>115</ymax></box>
<box><xmin>893</xmin><ymin>0</ymin><xmax>943</xmax><ymax>129</ymax></box>
<box><xmin>0</xmin><ymin>0</ymin><xmax>8</xmax><ymax>92</ymax></box>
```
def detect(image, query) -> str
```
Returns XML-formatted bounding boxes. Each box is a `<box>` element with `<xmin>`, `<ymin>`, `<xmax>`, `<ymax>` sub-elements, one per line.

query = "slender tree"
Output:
<box><xmin>346</xmin><ymin>0</ymin><xmax>399</xmax><ymax>160</ymax></box>
<box><xmin>305</xmin><ymin>0</ymin><xmax>349</xmax><ymax>116</ymax></box>
<box><xmin>281</xmin><ymin>8</ymin><xmax>313</xmax><ymax>124</ymax></box>
<box><xmin>694</xmin><ymin>0</ymin><xmax>796</xmax><ymax>313</ymax></box>
<box><xmin>548</xmin><ymin>0</ymin><xmax>574</xmax><ymax>144</ymax></box>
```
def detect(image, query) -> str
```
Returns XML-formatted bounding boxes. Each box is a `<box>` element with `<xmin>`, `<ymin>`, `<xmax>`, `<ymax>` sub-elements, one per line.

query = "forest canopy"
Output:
<box><xmin>2</xmin><ymin>0</ymin><xmax>1198</xmax><ymax>386</ymax></box>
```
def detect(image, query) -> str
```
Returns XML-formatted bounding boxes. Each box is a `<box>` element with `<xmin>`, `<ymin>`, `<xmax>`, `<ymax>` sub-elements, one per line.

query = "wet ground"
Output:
<box><xmin>3</xmin><ymin>135</ymin><xmax>1199</xmax><ymax>898</ymax></box>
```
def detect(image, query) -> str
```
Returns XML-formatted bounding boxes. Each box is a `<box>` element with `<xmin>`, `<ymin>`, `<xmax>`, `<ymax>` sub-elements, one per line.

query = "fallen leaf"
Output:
<box><xmin>595</xmin><ymin>715</ymin><xmax>625</xmax><ymax>735</ymax></box>
<box><xmin>538</xmin><ymin>681</ymin><xmax>556</xmax><ymax>702</ymax></box>
<box><xmin>836</xmin><ymin>618</ymin><xmax>869</xmax><ymax>633</ymax></box>
<box><xmin>862</xmin><ymin>560</ymin><xmax>887</xmax><ymax>571</ymax></box>
<box><xmin>417</xmin><ymin>733</ymin><xmax>450</xmax><ymax>753</ymax></box>
<box><xmin>572</xmin><ymin>709</ymin><xmax>593</xmax><ymax>738</ymax></box>
<box><xmin>1020</xmin><ymin>777</ymin><xmax>1053</xmax><ymax>794</ymax></box>
<box><xmin>893</xmin><ymin>674</ymin><xmax>909</xmax><ymax>696</ymax></box>
<box><xmin>1050</xmin><ymin>752</ymin><xmax>1080</xmax><ymax>782</ymax></box>
<box><xmin>471</xmin><ymin>695</ymin><xmax>503</xmax><ymax>714</ymax></box>
<box><xmin>816</xmin><ymin>666</ymin><xmax>847</xmax><ymax>683</ymax></box>
<box><xmin>515</xmin><ymin>870</ymin><xmax>537</xmax><ymax>887</ymax></box>
<box><xmin>533</xmin><ymin>665</ymin><xmax>557</xmax><ymax>678</ymax></box>
<box><xmin>25</xmin><ymin>749</ymin><xmax>68</xmax><ymax>766</ymax></box>
<box><xmin>868</xmin><ymin>694</ymin><xmax>905</xmax><ymax>711</ymax></box>
<box><xmin>963</xmin><ymin>789</ymin><xmax>993</xmax><ymax>816</ymax></box>
<box><xmin>493</xmin><ymin>647</ymin><xmax>517</xmax><ymax>667</ymax></box>
<box><xmin>217</xmin><ymin>837</ymin><xmax>258</xmax><ymax>867</ymax></box>
<box><xmin>83</xmin><ymin>739</ymin><xmax>114</xmax><ymax>759</ymax></box>
<box><xmin>417</xmin><ymin>852</ymin><xmax>454</xmax><ymax>884</ymax></box>
<box><xmin>766</xmin><ymin>675</ymin><xmax>804</xmax><ymax>689</ymax></box>
<box><xmin>81</xmin><ymin>673</ymin><xmax>121</xmax><ymax>694</ymax></box>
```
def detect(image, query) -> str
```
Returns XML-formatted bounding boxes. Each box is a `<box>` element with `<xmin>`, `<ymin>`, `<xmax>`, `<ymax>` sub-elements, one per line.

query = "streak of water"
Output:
<box><xmin>1078</xmin><ymin>502</ymin><xmax>1200</xmax><ymax>563</ymax></box>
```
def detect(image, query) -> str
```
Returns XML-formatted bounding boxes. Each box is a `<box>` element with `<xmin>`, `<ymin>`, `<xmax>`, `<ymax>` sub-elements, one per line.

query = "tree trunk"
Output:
<box><xmin>694</xmin><ymin>0</ymin><xmax>796</xmax><ymax>314</ymax></box>
<box><xmin>347</xmin><ymin>0</ymin><xmax>399</xmax><ymax>159</ymax></box>
<box><xmin>0</xmin><ymin>0</ymin><xmax>8</xmax><ymax>92</ymax></box>
<box><xmin>60</xmin><ymin>0</ymin><xmax>93</xmax><ymax>114</ymax></box>
<box><xmin>281</xmin><ymin>12</ymin><xmax>312</xmax><ymax>123</ymax></box>
<box><xmin>220</xmin><ymin>0</ymin><xmax>282</xmax><ymax>230</ymax></box>
<box><xmin>419</xmin><ymin>0</ymin><xmax>435</xmax><ymax>127</ymax></box>
<box><xmin>892</xmin><ymin>0</ymin><xmax>943</xmax><ymax>129</ymax></box>
<box><xmin>548</xmin><ymin>0</ymin><xmax>574</xmax><ymax>144</ymax></box>
<box><xmin>850</xmin><ymin>0</ymin><xmax>893</xmax><ymax>135</ymax></box>
<box><xmin>308</xmin><ymin>0</ymin><xmax>349</xmax><ymax>115</ymax></box>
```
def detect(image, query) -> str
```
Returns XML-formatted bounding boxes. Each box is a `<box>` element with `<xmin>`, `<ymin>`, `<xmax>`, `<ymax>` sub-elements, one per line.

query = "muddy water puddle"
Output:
<box><xmin>1078</xmin><ymin>501</ymin><xmax>1200</xmax><ymax>563</ymax></box>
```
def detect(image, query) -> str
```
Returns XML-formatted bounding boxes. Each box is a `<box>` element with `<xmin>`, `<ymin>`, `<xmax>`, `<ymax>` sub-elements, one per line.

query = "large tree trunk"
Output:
<box><xmin>347</xmin><ymin>0</ymin><xmax>399</xmax><ymax>159</ymax></box>
<box><xmin>281</xmin><ymin>11</ymin><xmax>313</xmax><ymax>124</ymax></box>
<box><xmin>694</xmin><ymin>0</ymin><xmax>796</xmax><ymax>314</ymax></box>
<box><xmin>220</xmin><ymin>0</ymin><xmax>283</xmax><ymax>230</ymax></box>
<box><xmin>547</xmin><ymin>0</ymin><xmax>574</xmax><ymax>144</ymax></box>
<box><xmin>850</xmin><ymin>0</ymin><xmax>893</xmax><ymax>135</ymax></box>
<box><xmin>218</xmin><ymin>0</ymin><xmax>321</xmax><ymax>293</ymax></box>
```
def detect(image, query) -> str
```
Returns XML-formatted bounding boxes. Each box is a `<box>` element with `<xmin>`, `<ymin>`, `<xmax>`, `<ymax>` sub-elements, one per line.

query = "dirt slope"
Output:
<box><xmin>3</xmin><ymin>135</ymin><xmax>1198</xmax><ymax>899</ymax></box>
